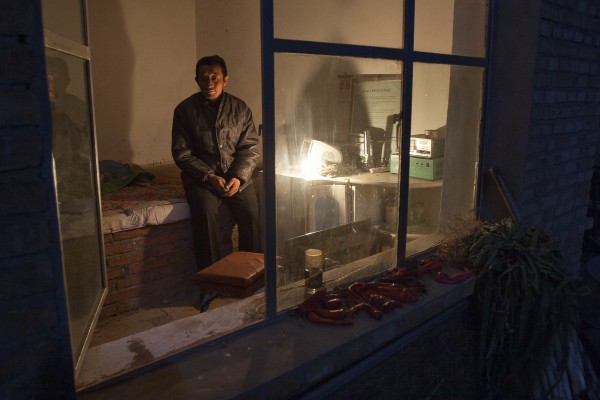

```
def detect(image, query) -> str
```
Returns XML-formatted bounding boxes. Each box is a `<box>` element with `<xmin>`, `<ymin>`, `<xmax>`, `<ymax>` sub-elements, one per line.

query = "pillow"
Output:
<box><xmin>191</xmin><ymin>252</ymin><xmax>264</xmax><ymax>297</ymax></box>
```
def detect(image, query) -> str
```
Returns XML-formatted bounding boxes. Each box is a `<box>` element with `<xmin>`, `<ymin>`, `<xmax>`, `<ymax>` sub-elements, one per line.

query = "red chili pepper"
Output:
<box><xmin>307</xmin><ymin>311</ymin><xmax>353</xmax><ymax>326</ymax></box>
<box><xmin>314</xmin><ymin>307</ymin><xmax>349</xmax><ymax>320</ymax></box>
<box><xmin>434</xmin><ymin>270</ymin><xmax>473</xmax><ymax>284</ymax></box>
<box><xmin>321</xmin><ymin>298</ymin><xmax>343</xmax><ymax>310</ymax></box>
<box><xmin>363</xmin><ymin>291</ymin><xmax>386</xmax><ymax>309</ymax></box>
<box><xmin>348</xmin><ymin>282</ymin><xmax>370</xmax><ymax>304</ymax></box>
<box><xmin>379</xmin><ymin>267</ymin><xmax>408</xmax><ymax>283</ymax></box>
<box><xmin>348</xmin><ymin>281</ymin><xmax>368</xmax><ymax>293</ymax></box>
<box><xmin>350</xmin><ymin>303</ymin><xmax>383</xmax><ymax>320</ymax></box>
<box><xmin>296</xmin><ymin>290</ymin><xmax>326</xmax><ymax>316</ymax></box>
<box><xmin>363</xmin><ymin>282</ymin><xmax>386</xmax><ymax>291</ymax></box>
<box><xmin>344</xmin><ymin>296</ymin><xmax>364</xmax><ymax>307</ymax></box>
<box><xmin>418</xmin><ymin>258</ymin><xmax>443</xmax><ymax>274</ymax></box>
<box><xmin>381</xmin><ymin>300</ymin><xmax>401</xmax><ymax>313</ymax></box>
<box><xmin>377</xmin><ymin>286</ymin><xmax>419</xmax><ymax>303</ymax></box>
<box><xmin>336</xmin><ymin>287</ymin><xmax>350</xmax><ymax>299</ymax></box>
<box><xmin>374</xmin><ymin>282</ymin><xmax>401</xmax><ymax>289</ymax></box>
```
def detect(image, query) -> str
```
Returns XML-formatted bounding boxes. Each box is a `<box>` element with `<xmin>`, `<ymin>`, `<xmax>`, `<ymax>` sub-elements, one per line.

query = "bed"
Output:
<box><xmin>99</xmin><ymin>163</ymin><xmax>197</xmax><ymax>317</ymax></box>
<box><xmin>101</xmin><ymin>163</ymin><xmax>190</xmax><ymax>234</ymax></box>
<box><xmin>99</xmin><ymin>162</ymin><xmax>248</xmax><ymax>318</ymax></box>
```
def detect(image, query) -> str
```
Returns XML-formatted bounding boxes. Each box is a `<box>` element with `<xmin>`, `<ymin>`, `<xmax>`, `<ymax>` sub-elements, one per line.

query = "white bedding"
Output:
<box><xmin>100</xmin><ymin>163</ymin><xmax>190</xmax><ymax>234</ymax></box>
<box><xmin>101</xmin><ymin>199</ymin><xmax>190</xmax><ymax>234</ymax></box>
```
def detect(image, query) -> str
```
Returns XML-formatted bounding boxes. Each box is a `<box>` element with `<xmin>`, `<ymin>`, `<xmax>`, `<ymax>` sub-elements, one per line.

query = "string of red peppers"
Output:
<box><xmin>295</xmin><ymin>257</ymin><xmax>473</xmax><ymax>326</ymax></box>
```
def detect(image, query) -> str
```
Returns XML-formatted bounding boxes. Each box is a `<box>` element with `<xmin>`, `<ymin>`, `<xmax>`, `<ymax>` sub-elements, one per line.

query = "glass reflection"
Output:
<box><xmin>274</xmin><ymin>0</ymin><xmax>404</xmax><ymax>48</ymax></box>
<box><xmin>274</xmin><ymin>54</ymin><xmax>403</xmax><ymax>311</ymax></box>
<box><xmin>414</xmin><ymin>0</ymin><xmax>488</xmax><ymax>57</ymax></box>
<box><xmin>406</xmin><ymin>63</ymin><xmax>483</xmax><ymax>257</ymax></box>
<box><xmin>41</xmin><ymin>0</ymin><xmax>86</xmax><ymax>44</ymax></box>
<box><xmin>46</xmin><ymin>49</ymin><xmax>104</xmax><ymax>360</ymax></box>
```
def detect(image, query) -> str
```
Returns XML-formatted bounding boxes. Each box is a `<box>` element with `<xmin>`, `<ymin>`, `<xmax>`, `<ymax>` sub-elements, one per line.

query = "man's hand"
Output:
<box><xmin>207</xmin><ymin>174</ymin><xmax>227</xmax><ymax>193</ymax></box>
<box><xmin>222</xmin><ymin>177</ymin><xmax>240</xmax><ymax>197</ymax></box>
<box><xmin>207</xmin><ymin>174</ymin><xmax>240</xmax><ymax>197</ymax></box>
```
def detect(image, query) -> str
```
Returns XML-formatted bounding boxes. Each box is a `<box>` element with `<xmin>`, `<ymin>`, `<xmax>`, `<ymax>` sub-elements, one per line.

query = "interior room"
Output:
<box><xmin>42</xmin><ymin>0</ymin><xmax>487</xmax><ymax>387</ymax></box>
<box><xmin>87</xmin><ymin>0</ymin><xmax>265</xmax><ymax>345</ymax></box>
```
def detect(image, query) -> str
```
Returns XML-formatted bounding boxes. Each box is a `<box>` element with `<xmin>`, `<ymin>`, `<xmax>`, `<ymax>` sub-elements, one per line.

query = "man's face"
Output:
<box><xmin>196</xmin><ymin>64</ymin><xmax>229</xmax><ymax>101</ymax></box>
<box><xmin>46</xmin><ymin>72</ymin><xmax>68</xmax><ymax>104</ymax></box>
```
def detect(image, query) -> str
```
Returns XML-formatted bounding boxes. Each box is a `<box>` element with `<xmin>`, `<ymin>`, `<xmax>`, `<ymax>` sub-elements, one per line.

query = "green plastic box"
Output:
<box><xmin>409</xmin><ymin>156</ymin><xmax>443</xmax><ymax>180</ymax></box>
<box><xmin>389</xmin><ymin>153</ymin><xmax>399</xmax><ymax>174</ymax></box>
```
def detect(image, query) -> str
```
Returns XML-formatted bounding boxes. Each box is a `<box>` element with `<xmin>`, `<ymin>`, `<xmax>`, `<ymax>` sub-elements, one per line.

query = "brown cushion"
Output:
<box><xmin>191</xmin><ymin>252</ymin><xmax>264</xmax><ymax>289</ymax></box>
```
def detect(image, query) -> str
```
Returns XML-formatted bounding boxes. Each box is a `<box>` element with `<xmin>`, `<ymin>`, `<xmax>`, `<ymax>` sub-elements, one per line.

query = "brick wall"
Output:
<box><xmin>521</xmin><ymin>0</ymin><xmax>600</xmax><ymax>273</ymax></box>
<box><xmin>0</xmin><ymin>0</ymin><xmax>76</xmax><ymax>399</ymax></box>
<box><xmin>101</xmin><ymin>221</ymin><xmax>197</xmax><ymax>318</ymax></box>
<box><xmin>100</xmin><ymin>221</ymin><xmax>239</xmax><ymax>319</ymax></box>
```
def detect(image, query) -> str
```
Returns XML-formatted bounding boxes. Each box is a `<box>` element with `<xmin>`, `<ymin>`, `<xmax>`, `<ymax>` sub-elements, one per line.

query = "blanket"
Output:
<box><xmin>99</xmin><ymin>160</ymin><xmax>156</xmax><ymax>195</ymax></box>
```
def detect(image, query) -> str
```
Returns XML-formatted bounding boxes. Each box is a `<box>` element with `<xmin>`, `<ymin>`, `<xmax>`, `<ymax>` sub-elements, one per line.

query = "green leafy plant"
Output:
<box><xmin>440</xmin><ymin>218</ymin><xmax>599</xmax><ymax>399</ymax></box>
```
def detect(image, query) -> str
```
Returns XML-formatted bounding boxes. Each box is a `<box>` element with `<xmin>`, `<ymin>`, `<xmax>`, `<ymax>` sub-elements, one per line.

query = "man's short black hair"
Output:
<box><xmin>195</xmin><ymin>55</ymin><xmax>228</xmax><ymax>78</ymax></box>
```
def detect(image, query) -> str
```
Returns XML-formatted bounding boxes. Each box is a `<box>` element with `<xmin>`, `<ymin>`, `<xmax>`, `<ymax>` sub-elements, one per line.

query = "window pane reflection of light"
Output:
<box><xmin>274</xmin><ymin>53</ymin><xmax>402</xmax><ymax>311</ymax></box>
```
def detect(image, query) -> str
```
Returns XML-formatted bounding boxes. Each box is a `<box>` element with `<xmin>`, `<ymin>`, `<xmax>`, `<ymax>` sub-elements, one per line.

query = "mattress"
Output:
<box><xmin>101</xmin><ymin>164</ymin><xmax>190</xmax><ymax>234</ymax></box>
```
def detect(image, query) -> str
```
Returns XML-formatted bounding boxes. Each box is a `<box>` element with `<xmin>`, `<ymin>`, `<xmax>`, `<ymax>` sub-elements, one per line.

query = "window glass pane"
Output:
<box><xmin>42</xmin><ymin>0</ymin><xmax>86</xmax><ymax>44</ymax></box>
<box><xmin>274</xmin><ymin>0</ymin><xmax>404</xmax><ymax>48</ymax></box>
<box><xmin>46</xmin><ymin>49</ymin><xmax>104</xmax><ymax>359</ymax></box>
<box><xmin>406</xmin><ymin>63</ymin><xmax>483</xmax><ymax>257</ymax></box>
<box><xmin>274</xmin><ymin>53</ymin><xmax>403</xmax><ymax>311</ymax></box>
<box><xmin>414</xmin><ymin>0</ymin><xmax>487</xmax><ymax>57</ymax></box>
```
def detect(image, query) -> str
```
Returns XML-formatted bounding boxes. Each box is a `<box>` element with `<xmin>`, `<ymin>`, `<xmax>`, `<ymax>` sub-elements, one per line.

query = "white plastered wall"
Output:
<box><xmin>87</xmin><ymin>1</ymin><xmax>455</xmax><ymax>166</ymax></box>
<box><xmin>195</xmin><ymin>0</ymin><xmax>263</xmax><ymax>166</ymax></box>
<box><xmin>88</xmin><ymin>0</ymin><xmax>197</xmax><ymax>165</ymax></box>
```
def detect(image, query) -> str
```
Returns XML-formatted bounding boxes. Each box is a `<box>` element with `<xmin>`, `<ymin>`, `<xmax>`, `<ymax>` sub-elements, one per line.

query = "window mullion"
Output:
<box><xmin>396</xmin><ymin>0</ymin><xmax>416</xmax><ymax>264</ymax></box>
<box><xmin>261</xmin><ymin>0</ymin><xmax>278</xmax><ymax>319</ymax></box>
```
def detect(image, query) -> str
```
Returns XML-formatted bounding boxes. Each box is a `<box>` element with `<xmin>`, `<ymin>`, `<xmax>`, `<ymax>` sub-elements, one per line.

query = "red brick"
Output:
<box><xmin>144</xmin><ymin>242</ymin><xmax>182</xmax><ymax>258</ymax></box>
<box><xmin>149</xmin><ymin>223</ymin><xmax>194</xmax><ymax>240</ymax></box>
<box><xmin>104</xmin><ymin>287</ymin><xmax>139</xmax><ymax>305</ymax></box>
<box><xmin>126</xmin><ymin>257</ymin><xmax>171</xmax><ymax>274</ymax></box>
<box><xmin>100</xmin><ymin>220</ymin><xmax>203</xmax><ymax>317</ymax></box>
<box><xmin>112</xmin><ymin>226</ymin><xmax>153</xmax><ymax>241</ymax></box>
<box><xmin>104</xmin><ymin>239</ymin><xmax>141</xmax><ymax>255</ymax></box>
<box><xmin>116</xmin><ymin>261</ymin><xmax>193</xmax><ymax>290</ymax></box>
<box><xmin>104</xmin><ymin>250</ymin><xmax>146</xmax><ymax>267</ymax></box>
<box><xmin>99</xmin><ymin>304</ymin><xmax>118</xmax><ymax>319</ymax></box>
<box><xmin>138</xmin><ymin>231</ymin><xmax>183</xmax><ymax>247</ymax></box>
<box><xmin>114</xmin><ymin>275</ymin><xmax>141</xmax><ymax>290</ymax></box>
<box><xmin>108</xmin><ymin>280</ymin><xmax>117</xmax><ymax>292</ymax></box>
<box><xmin>106</xmin><ymin>266</ymin><xmax>125</xmax><ymax>280</ymax></box>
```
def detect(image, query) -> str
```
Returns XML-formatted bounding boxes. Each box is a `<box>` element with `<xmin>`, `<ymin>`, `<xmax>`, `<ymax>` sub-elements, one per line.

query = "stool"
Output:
<box><xmin>191</xmin><ymin>252</ymin><xmax>264</xmax><ymax>298</ymax></box>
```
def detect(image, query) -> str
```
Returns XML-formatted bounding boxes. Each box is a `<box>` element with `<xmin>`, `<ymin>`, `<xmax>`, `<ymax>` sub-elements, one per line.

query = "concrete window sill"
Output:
<box><xmin>78</xmin><ymin>272</ymin><xmax>474</xmax><ymax>399</ymax></box>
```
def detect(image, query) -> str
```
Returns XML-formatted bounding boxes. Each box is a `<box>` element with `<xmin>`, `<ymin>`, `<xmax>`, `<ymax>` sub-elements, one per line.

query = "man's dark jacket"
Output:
<box><xmin>171</xmin><ymin>92</ymin><xmax>260</xmax><ymax>191</ymax></box>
